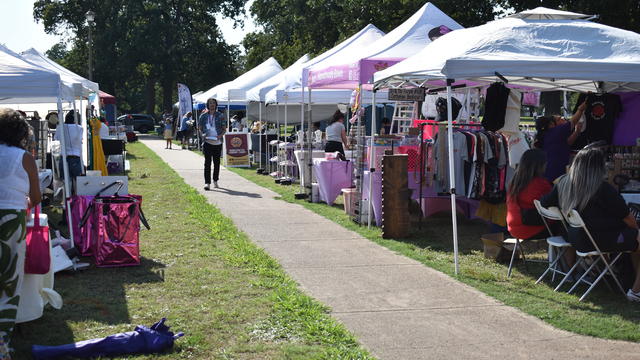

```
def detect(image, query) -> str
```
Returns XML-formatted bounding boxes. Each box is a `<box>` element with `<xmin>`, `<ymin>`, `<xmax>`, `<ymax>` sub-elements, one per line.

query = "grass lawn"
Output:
<box><xmin>227</xmin><ymin>166</ymin><xmax>640</xmax><ymax>342</ymax></box>
<box><xmin>12</xmin><ymin>142</ymin><xmax>372</xmax><ymax>359</ymax></box>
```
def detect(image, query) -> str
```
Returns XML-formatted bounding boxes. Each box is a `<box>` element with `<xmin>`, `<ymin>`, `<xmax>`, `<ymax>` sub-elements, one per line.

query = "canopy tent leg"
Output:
<box><xmin>367</xmin><ymin>89</ymin><xmax>376</xmax><ymax>228</ymax></box>
<box><xmin>446</xmin><ymin>80</ymin><xmax>460</xmax><ymax>275</ymax></box>
<box><xmin>284</xmin><ymin>94</ymin><xmax>289</xmax><ymax>181</ymax></box>
<box><xmin>307</xmin><ymin>88</ymin><xmax>313</xmax><ymax>201</ymax></box>
<box><xmin>57</xmin><ymin>97</ymin><xmax>75</xmax><ymax>247</ymax></box>
<box><xmin>258</xmin><ymin>102</ymin><xmax>263</xmax><ymax>171</ymax></box>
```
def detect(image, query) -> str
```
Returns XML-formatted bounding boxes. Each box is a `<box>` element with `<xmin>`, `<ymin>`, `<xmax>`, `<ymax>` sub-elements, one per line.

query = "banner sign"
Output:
<box><xmin>177</xmin><ymin>83</ymin><xmax>193</xmax><ymax>121</ymax></box>
<box><xmin>224</xmin><ymin>133</ymin><xmax>250</xmax><ymax>167</ymax></box>
<box><xmin>388</xmin><ymin>88</ymin><xmax>425</xmax><ymax>102</ymax></box>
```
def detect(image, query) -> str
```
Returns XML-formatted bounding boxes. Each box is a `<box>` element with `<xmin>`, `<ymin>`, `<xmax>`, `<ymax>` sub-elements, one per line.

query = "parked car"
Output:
<box><xmin>117</xmin><ymin>114</ymin><xmax>156</xmax><ymax>133</ymax></box>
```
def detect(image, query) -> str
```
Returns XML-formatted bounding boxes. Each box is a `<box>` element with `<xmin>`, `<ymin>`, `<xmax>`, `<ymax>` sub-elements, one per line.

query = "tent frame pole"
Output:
<box><xmin>446</xmin><ymin>79</ymin><xmax>460</xmax><ymax>275</ymax></box>
<box><xmin>367</xmin><ymin>89</ymin><xmax>376</xmax><ymax>228</ymax></box>
<box><xmin>57</xmin><ymin>97</ymin><xmax>75</xmax><ymax>246</ymax></box>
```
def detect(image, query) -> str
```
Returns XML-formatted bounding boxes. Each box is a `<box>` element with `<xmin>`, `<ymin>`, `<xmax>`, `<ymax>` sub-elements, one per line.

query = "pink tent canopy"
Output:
<box><xmin>307</xmin><ymin>2</ymin><xmax>462</xmax><ymax>89</ymax></box>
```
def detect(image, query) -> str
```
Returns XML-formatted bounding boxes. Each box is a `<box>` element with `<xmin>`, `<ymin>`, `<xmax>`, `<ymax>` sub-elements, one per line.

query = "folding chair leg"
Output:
<box><xmin>536</xmin><ymin>247</ymin><xmax>566</xmax><ymax>284</ymax></box>
<box><xmin>555</xmin><ymin>258</ymin><xmax>582</xmax><ymax>292</ymax></box>
<box><xmin>568</xmin><ymin>257</ymin><xmax>600</xmax><ymax>295</ymax></box>
<box><xmin>507</xmin><ymin>240</ymin><xmax>520</xmax><ymax>278</ymax></box>
<box><xmin>519</xmin><ymin>241</ymin><xmax>528</xmax><ymax>272</ymax></box>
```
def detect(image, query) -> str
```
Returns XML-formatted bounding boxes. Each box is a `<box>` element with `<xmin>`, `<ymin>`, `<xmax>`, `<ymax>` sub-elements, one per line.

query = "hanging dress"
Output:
<box><xmin>90</xmin><ymin>118</ymin><xmax>108</xmax><ymax>175</ymax></box>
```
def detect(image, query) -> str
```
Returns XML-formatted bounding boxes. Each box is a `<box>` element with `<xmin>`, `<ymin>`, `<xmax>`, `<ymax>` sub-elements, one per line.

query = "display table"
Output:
<box><xmin>362</xmin><ymin>170</ymin><xmax>479</xmax><ymax>226</ymax></box>
<box><xmin>622</xmin><ymin>193</ymin><xmax>640</xmax><ymax>204</ymax></box>
<box><xmin>313</xmin><ymin>159</ymin><xmax>353</xmax><ymax>205</ymax></box>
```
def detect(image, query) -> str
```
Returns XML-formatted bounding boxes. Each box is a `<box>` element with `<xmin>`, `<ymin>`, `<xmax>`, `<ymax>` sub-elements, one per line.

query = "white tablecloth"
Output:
<box><xmin>622</xmin><ymin>193</ymin><xmax>640</xmax><ymax>204</ymax></box>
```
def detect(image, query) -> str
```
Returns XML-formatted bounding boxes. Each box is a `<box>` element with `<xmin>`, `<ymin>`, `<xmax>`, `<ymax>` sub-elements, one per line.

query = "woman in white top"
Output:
<box><xmin>54</xmin><ymin>111</ymin><xmax>85</xmax><ymax>187</ymax></box>
<box><xmin>0</xmin><ymin>108</ymin><xmax>41</xmax><ymax>358</ymax></box>
<box><xmin>324</xmin><ymin>110</ymin><xmax>349</xmax><ymax>160</ymax></box>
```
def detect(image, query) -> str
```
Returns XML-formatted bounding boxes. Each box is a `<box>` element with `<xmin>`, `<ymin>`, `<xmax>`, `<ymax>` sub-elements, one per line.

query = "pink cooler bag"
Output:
<box><xmin>70</xmin><ymin>195</ymin><xmax>95</xmax><ymax>255</ymax></box>
<box><xmin>80</xmin><ymin>182</ymin><xmax>149</xmax><ymax>267</ymax></box>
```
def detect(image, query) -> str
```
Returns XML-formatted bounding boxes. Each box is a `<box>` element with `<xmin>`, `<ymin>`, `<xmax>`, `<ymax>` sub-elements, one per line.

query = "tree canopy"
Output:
<box><xmin>34</xmin><ymin>0</ymin><xmax>244</xmax><ymax>114</ymax></box>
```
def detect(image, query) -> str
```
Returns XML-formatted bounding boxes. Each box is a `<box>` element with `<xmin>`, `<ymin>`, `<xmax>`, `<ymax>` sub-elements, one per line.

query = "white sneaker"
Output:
<box><xmin>213</xmin><ymin>181</ymin><xmax>219</xmax><ymax>188</ymax></box>
<box><xmin>204</xmin><ymin>184</ymin><xmax>210</xmax><ymax>190</ymax></box>
<box><xmin>626</xmin><ymin>289</ymin><xmax>640</xmax><ymax>302</ymax></box>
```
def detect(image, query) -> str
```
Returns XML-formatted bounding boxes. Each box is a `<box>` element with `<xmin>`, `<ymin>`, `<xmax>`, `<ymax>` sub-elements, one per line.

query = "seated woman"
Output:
<box><xmin>506</xmin><ymin>149</ymin><xmax>553</xmax><ymax>240</ymax></box>
<box><xmin>541</xmin><ymin>148</ymin><xmax>640</xmax><ymax>302</ymax></box>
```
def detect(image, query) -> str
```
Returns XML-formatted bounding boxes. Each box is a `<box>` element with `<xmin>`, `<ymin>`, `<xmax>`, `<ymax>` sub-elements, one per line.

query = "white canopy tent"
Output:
<box><xmin>21</xmin><ymin>48</ymin><xmax>100</xmax><ymax>166</ymax></box>
<box><xmin>22</xmin><ymin>48</ymin><xmax>99</xmax><ymax>97</ymax></box>
<box><xmin>264</xmin><ymin>24</ymin><xmax>386</xmax><ymax>105</ymax></box>
<box><xmin>0</xmin><ymin>44</ymin><xmax>77</xmax><ymax>242</ymax></box>
<box><xmin>373</xmin><ymin>8</ymin><xmax>640</xmax><ymax>274</ymax></box>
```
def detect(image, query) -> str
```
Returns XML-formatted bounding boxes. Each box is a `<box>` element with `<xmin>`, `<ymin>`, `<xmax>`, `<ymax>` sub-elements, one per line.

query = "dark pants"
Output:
<box><xmin>203</xmin><ymin>142</ymin><xmax>223</xmax><ymax>184</ymax></box>
<box><xmin>325</xmin><ymin>141</ymin><xmax>345</xmax><ymax>160</ymax></box>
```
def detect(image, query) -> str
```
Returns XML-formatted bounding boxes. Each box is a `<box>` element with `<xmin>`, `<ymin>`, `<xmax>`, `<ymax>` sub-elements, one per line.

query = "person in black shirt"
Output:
<box><xmin>540</xmin><ymin>148</ymin><xmax>640</xmax><ymax>301</ymax></box>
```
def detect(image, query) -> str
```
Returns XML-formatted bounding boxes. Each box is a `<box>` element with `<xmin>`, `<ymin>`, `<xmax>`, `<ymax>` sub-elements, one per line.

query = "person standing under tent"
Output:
<box><xmin>54</xmin><ymin>110</ymin><xmax>84</xmax><ymax>192</ymax></box>
<box><xmin>199</xmin><ymin>98</ymin><xmax>226</xmax><ymax>190</ymax></box>
<box><xmin>534</xmin><ymin>100</ymin><xmax>586</xmax><ymax>182</ymax></box>
<box><xmin>179</xmin><ymin>112</ymin><xmax>192</xmax><ymax>149</ymax></box>
<box><xmin>0</xmin><ymin>108</ymin><xmax>41</xmax><ymax>359</ymax></box>
<box><xmin>325</xmin><ymin>110</ymin><xmax>349</xmax><ymax>160</ymax></box>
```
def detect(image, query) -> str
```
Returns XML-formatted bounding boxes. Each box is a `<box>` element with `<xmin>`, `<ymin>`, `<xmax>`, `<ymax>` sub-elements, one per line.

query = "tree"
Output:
<box><xmin>33</xmin><ymin>0</ymin><xmax>245</xmax><ymax>114</ymax></box>
<box><xmin>243</xmin><ymin>0</ymin><xmax>503</xmax><ymax>70</ymax></box>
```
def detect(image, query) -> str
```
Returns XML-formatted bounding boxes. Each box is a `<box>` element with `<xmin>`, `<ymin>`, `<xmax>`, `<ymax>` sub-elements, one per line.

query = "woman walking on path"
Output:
<box><xmin>0</xmin><ymin>108</ymin><xmax>41</xmax><ymax>359</ymax></box>
<box><xmin>199</xmin><ymin>98</ymin><xmax>226</xmax><ymax>190</ymax></box>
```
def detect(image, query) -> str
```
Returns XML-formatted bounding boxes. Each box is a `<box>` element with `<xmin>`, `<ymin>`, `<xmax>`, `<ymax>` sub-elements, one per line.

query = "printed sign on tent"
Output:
<box><xmin>224</xmin><ymin>133</ymin><xmax>250</xmax><ymax>167</ymax></box>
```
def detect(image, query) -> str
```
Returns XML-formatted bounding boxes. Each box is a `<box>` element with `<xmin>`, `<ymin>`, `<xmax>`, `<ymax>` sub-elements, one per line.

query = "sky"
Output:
<box><xmin>0</xmin><ymin>0</ymin><xmax>258</xmax><ymax>55</ymax></box>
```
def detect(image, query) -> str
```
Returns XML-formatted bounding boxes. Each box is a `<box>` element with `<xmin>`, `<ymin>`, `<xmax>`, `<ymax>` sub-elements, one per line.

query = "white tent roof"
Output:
<box><xmin>196</xmin><ymin>57</ymin><xmax>282</xmax><ymax>104</ymax></box>
<box><xmin>0</xmin><ymin>44</ymin><xmax>66</xmax><ymax>103</ymax></box>
<box><xmin>246</xmin><ymin>54</ymin><xmax>309</xmax><ymax>102</ymax></box>
<box><xmin>375</xmin><ymin>9</ymin><xmax>640</xmax><ymax>92</ymax></box>
<box><xmin>508</xmin><ymin>7</ymin><xmax>593</xmax><ymax>20</ymax></box>
<box><xmin>307</xmin><ymin>2</ymin><xmax>462</xmax><ymax>88</ymax></box>
<box><xmin>264</xmin><ymin>24</ymin><xmax>385</xmax><ymax>104</ymax></box>
<box><xmin>21</xmin><ymin>48</ymin><xmax>99</xmax><ymax>97</ymax></box>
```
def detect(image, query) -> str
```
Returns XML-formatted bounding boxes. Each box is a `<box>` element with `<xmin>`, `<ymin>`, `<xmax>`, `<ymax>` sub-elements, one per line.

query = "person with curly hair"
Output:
<box><xmin>0</xmin><ymin>108</ymin><xmax>41</xmax><ymax>359</ymax></box>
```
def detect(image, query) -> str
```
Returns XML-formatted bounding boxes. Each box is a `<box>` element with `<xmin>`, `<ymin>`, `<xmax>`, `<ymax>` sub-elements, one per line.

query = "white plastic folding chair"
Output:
<box><xmin>560</xmin><ymin>209</ymin><xmax>626</xmax><ymax>301</ymax></box>
<box><xmin>533</xmin><ymin>200</ymin><xmax>573</xmax><ymax>284</ymax></box>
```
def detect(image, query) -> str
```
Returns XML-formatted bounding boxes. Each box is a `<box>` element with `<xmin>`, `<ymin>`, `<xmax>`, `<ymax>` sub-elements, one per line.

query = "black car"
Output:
<box><xmin>117</xmin><ymin>114</ymin><xmax>156</xmax><ymax>133</ymax></box>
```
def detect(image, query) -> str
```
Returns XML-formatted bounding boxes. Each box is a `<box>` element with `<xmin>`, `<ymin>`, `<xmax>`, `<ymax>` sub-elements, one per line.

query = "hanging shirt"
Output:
<box><xmin>584</xmin><ymin>93</ymin><xmax>622</xmax><ymax>144</ymax></box>
<box><xmin>482</xmin><ymin>82</ymin><xmax>510</xmax><ymax>131</ymax></box>
<box><xmin>434</xmin><ymin>131</ymin><xmax>468</xmax><ymax>193</ymax></box>
<box><xmin>499</xmin><ymin>88</ymin><xmax>521</xmax><ymax>133</ymax></box>
<box><xmin>502</xmin><ymin>131</ymin><xmax>530</xmax><ymax>169</ymax></box>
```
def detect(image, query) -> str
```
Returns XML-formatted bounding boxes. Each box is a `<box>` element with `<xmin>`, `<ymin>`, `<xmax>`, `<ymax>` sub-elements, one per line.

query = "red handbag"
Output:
<box><xmin>25</xmin><ymin>206</ymin><xmax>51</xmax><ymax>274</ymax></box>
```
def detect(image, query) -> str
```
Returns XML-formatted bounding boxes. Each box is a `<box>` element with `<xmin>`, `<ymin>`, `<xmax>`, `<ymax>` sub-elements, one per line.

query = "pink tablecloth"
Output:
<box><xmin>362</xmin><ymin>170</ymin><xmax>479</xmax><ymax>226</ymax></box>
<box><xmin>313</xmin><ymin>159</ymin><xmax>353</xmax><ymax>206</ymax></box>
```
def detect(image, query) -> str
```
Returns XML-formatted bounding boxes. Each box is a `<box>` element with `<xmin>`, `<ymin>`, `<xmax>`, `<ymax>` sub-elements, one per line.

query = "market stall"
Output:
<box><xmin>373</xmin><ymin>7</ymin><xmax>640</xmax><ymax>273</ymax></box>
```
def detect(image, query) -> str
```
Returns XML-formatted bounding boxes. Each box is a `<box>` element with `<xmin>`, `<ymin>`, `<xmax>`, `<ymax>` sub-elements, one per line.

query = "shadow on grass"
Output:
<box><xmin>12</xmin><ymin>257</ymin><xmax>166</xmax><ymax>358</ymax></box>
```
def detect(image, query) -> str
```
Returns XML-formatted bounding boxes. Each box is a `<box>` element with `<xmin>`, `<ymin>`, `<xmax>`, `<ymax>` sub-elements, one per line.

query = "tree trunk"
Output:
<box><xmin>161</xmin><ymin>77</ymin><xmax>175</xmax><ymax>114</ymax></box>
<box><xmin>145</xmin><ymin>77</ymin><xmax>156</xmax><ymax>116</ymax></box>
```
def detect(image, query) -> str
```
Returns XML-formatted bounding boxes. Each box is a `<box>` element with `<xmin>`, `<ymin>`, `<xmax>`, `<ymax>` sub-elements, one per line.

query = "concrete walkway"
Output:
<box><xmin>141</xmin><ymin>137</ymin><xmax>640</xmax><ymax>359</ymax></box>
